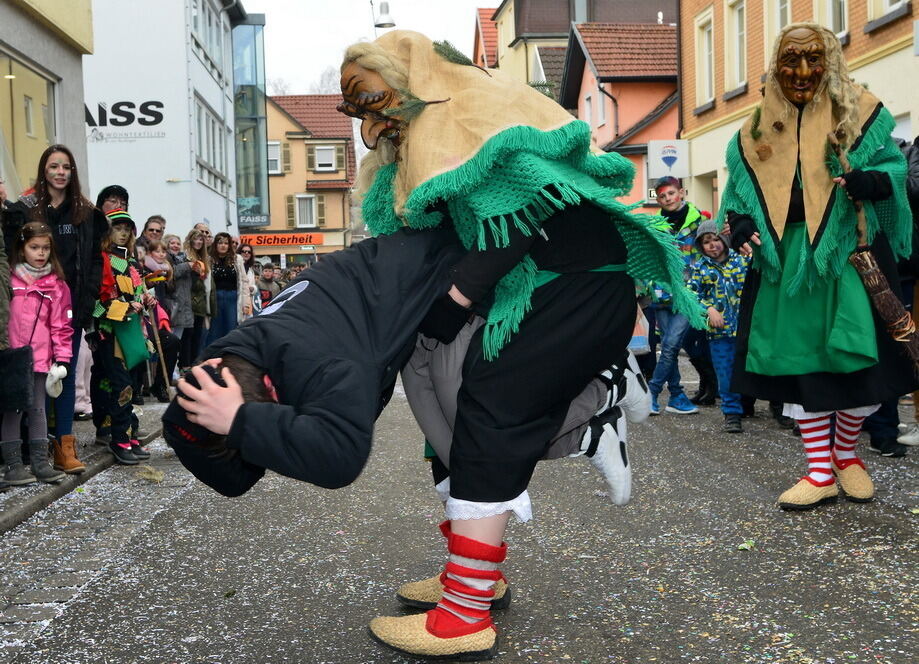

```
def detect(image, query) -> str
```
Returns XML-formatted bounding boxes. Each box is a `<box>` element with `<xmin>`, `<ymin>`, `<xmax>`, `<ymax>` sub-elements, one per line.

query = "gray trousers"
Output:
<box><xmin>402</xmin><ymin>318</ymin><xmax>605</xmax><ymax>469</ymax></box>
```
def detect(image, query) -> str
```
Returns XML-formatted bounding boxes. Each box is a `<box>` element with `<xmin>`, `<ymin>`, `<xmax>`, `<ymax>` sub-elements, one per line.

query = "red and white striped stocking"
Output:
<box><xmin>833</xmin><ymin>410</ymin><xmax>866</xmax><ymax>468</ymax></box>
<box><xmin>797</xmin><ymin>414</ymin><xmax>834</xmax><ymax>485</ymax></box>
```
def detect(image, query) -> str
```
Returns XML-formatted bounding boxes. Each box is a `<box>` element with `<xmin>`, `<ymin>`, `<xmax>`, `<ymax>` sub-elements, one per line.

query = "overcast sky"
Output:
<box><xmin>241</xmin><ymin>0</ymin><xmax>496</xmax><ymax>94</ymax></box>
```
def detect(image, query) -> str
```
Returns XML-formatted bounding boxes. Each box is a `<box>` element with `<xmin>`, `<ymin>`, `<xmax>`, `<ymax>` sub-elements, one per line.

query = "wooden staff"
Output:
<box><xmin>828</xmin><ymin>133</ymin><xmax>919</xmax><ymax>368</ymax></box>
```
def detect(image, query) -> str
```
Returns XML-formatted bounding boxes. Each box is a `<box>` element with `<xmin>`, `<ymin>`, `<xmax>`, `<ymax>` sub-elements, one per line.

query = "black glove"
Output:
<box><xmin>840</xmin><ymin>169</ymin><xmax>892</xmax><ymax>202</ymax></box>
<box><xmin>419</xmin><ymin>294</ymin><xmax>472</xmax><ymax>344</ymax></box>
<box><xmin>727</xmin><ymin>212</ymin><xmax>757</xmax><ymax>252</ymax></box>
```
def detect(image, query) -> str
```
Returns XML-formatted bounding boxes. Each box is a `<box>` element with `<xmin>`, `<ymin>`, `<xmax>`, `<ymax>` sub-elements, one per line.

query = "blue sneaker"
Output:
<box><xmin>650</xmin><ymin>393</ymin><xmax>661</xmax><ymax>416</ymax></box>
<box><xmin>665</xmin><ymin>392</ymin><xmax>699</xmax><ymax>414</ymax></box>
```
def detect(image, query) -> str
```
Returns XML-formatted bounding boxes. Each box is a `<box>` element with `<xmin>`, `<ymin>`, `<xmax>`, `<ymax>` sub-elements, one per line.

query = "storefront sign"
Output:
<box><xmin>241</xmin><ymin>233</ymin><xmax>325</xmax><ymax>247</ymax></box>
<box><xmin>239</xmin><ymin>214</ymin><xmax>270</xmax><ymax>228</ymax></box>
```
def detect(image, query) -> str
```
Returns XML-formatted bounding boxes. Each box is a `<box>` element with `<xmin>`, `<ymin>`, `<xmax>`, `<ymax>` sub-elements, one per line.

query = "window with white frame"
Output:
<box><xmin>23</xmin><ymin>96</ymin><xmax>34</xmax><ymax>136</ymax></box>
<box><xmin>267</xmin><ymin>141</ymin><xmax>281</xmax><ymax>174</ymax></box>
<box><xmin>868</xmin><ymin>0</ymin><xmax>906</xmax><ymax>20</ymax></box>
<box><xmin>827</xmin><ymin>0</ymin><xmax>847</xmax><ymax>35</ymax></box>
<box><xmin>726</xmin><ymin>0</ymin><xmax>747</xmax><ymax>89</ymax></box>
<box><xmin>296</xmin><ymin>194</ymin><xmax>316</xmax><ymax>228</ymax></box>
<box><xmin>764</xmin><ymin>0</ymin><xmax>791</xmax><ymax>69</ymax></box>
<box><xmin>597</xmin><ymin>87</ymin><xmax>606</xmax><ymax>126</ymax></box>
<box><xmin>194</xmin><ymin>98</ymin><xmax>229</xmax><ymax>193</ymax></box>
<box><xmin>695</xmin><ymin>9</ymin><xmax>715</xmax><ymax>104</ymax></box>
<box><xmin>777</xmin><ymin>0</ymin><xmax>790</xmax><ymax>27</ymax></box>
<box><xmin>584</xmin><ymin>94</ymin><xmax>592</xmax><ymax>127</ymax></box>
<box><xmin>315</xmin><ymin>146</ymin><xmax>335</xmax><ymax>171</ymax></box>
<box><xmin>191</xmin><ymin>0</ymin><xmax>229</xmax><ymax>81</ymax></box>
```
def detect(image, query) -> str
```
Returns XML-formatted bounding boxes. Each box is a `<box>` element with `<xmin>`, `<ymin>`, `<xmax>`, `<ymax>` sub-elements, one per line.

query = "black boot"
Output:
<box><xmin>689</xmin><ymin>356</ymin><xmax>718</xmax><ymax>406</ymax></box>
<box><xmin>29</xmin><ymin>439</ymin><xmax>66</xmax><ymax>483</ymax></box>
<box><xmin>769</xmin><ymin>400</ymin><xmax>795</xmax><ymax>429</ymax></box>
<box><xmin>1</xmin><ymin>439</ymin><xmax>37</xmax><ymax>486</ymax></box>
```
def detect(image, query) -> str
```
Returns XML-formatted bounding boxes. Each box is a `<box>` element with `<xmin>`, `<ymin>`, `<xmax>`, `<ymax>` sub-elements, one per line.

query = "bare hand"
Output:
<box><xmin>142</xmin><ymin>292</ymin><xmax>157</xmax><ymax>307</ymax></box>
<box><xmin>738</xmin><ymin>232</ymin><xmax>762</xmax><ymax>257</ymax></box>
<box><xmin>176</xmin><ymin>365</ymin><xmax>244</xmax><ymax>436</ymax></box>
<box><xmin>707</xmin><ymin>307</ymin><xmax>725</xmax><ymax>329</ymax></box>
<box><xmin>447</xmin><ymin>285</ymin><xmax>472</xmax><ymax>309</ymax></box>
<box><xmin>129</xmin><ymin>301</ymin><xmax>143</xmax><ymax>314</ymax></box>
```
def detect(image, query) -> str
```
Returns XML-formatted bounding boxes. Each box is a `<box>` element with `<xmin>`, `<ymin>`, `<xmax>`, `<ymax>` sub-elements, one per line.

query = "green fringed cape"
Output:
<box><xmin>363</xmin><ymin>120</ymin><xmax>704</xmax><ymax>359</ymax></box>
<box><xmin>717</xmin><ymin>95</ymin><xmax>911</xmax><ymax>294</ymax></box>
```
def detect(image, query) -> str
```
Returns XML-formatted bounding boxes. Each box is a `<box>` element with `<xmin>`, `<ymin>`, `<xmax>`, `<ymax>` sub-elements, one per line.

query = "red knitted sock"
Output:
<box><xmin>797</xmin><ymin>415</ymin><xmax>834</xmax><ymax>485</ymax></box>
<box><xmin>833</xmin><ymin>410</ymin><xmax>866</xmax><ymax>468</ymax></box>
<box><xmin>426</xmin><ymin>528</ymin><xmax>507</xmax><ymax>639</ymax></box>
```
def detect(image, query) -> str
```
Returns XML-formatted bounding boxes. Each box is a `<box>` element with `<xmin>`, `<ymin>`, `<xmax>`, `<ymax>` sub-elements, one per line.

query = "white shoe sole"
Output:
<box><xmin>589</xmin><ymin>418</ymin><xmax>631</xmax><ymax>506</ymax></box>
<box><xmin>665</xmin><ymin>406</ymin><xmax>699</xmax><ymax>415</ymax></box>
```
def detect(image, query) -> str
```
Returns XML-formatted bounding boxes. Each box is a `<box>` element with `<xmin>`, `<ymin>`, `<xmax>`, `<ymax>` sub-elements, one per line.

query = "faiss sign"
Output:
<box><xmin>85</xmin><ymin>101</ymin><xmax>165</xmax><ymax>127</ymax></box>
<box><xmin>241</xmin><ymin>233</ymin><xmax>325</xmax><ymax>247</ymax></box>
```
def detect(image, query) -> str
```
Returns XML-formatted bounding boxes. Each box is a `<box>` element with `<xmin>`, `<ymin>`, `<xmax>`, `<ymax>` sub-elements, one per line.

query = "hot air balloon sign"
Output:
<box><xmin>648</xmin><ymin>139</ymin><xmax>689</xmax><ymax>179</ymax></box>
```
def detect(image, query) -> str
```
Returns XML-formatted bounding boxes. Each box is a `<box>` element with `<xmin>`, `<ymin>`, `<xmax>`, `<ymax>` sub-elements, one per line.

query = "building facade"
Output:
<box><xmin>82</xmin><ymin>0</ymin><xmax>265</xmax><ymax>241</ymax></box>
<box><xmin>680</xmin><ymin>0</ymin><xmax>918</xmax><ymax>214</ymax></box>
<box><xmin>559</xmin><ymin>23</ymin><xmax>679</xmax><ymax>212</ymax></box>
<box><xmin>247</xmin><ymin>95</ymin><xmax>356</xmax><ymax>267</ymax></box>
<box><xmin>0</xmin><ymin>0</ymin><xmax>94</xmax><ymax>197</ymax></box>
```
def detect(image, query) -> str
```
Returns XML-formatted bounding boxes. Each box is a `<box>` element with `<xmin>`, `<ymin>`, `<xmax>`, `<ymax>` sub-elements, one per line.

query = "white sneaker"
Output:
<box><xmin>897</xmin><ymin>422</ymin><xmax>919</xmax><ymax>446</ymax></box>
<box><xmin>582</xmin><ymin>406</ymin><xmax>631</xmax><ymax>505</ymax></box>
<box><xmin>619</xmin><ymin>351</ymin><xmax>651</xmax><ymax>423</ymax></box>
<box><xmin>898</xmin><ymin>422</ymin><xmax>909</xmax><ymax>434</ymax></box>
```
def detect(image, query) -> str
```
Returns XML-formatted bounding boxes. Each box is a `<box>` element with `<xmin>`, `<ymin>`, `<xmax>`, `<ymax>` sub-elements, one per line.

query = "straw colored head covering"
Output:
<box><xmin>348</xmin><ymin>30</ymin><xmax>703</xmax><ymax>356</ymax></box>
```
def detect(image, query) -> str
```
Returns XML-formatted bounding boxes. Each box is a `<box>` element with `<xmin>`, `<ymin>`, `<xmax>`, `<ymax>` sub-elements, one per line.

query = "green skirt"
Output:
<box><xmin>746</xmin><ymin>222</ymin><xmax>877</xmax><ymax>376</ymax></box>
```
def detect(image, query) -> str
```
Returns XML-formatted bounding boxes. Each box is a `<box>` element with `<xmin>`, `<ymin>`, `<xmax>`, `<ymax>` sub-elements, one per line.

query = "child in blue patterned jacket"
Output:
<box><xmin>689</xmin><ymin>219</ymin><xmax>749</xmax><ymax>433</ymax></box>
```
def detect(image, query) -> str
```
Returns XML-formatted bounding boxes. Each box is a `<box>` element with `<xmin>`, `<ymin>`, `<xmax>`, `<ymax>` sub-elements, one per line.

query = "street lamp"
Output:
<box><xmin>369</xmin><ymin>0</ymin><xmax>396</xmax><ymax>35</ymax></box>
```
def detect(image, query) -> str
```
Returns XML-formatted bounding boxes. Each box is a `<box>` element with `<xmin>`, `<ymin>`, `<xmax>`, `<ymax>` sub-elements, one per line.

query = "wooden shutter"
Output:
<box><xmin>335</xmin><ymin>145</ymin><xmax>345</xmax><ymax>171</ymax></box>
<box><xmin>316</xmin><ymin>195</ymin><xmax>326</xmax><ymax>227</ymax></box>
<box><xmin>307</xmin><ymin>145</ymin><xmax>315</xmax><ymax>171</ymax></box>
<box><xmin>286</xmin><ymin>194</ymin><xmax>295</xmax><ymax>228</ymax></box>
<box><xmin>282</xmin><ymin>142</ymin><xmax>291</xmax><ymax>172</ymax></box>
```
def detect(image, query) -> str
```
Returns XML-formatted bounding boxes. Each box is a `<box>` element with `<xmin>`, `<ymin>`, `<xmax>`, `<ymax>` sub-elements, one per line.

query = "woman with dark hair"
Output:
<box><xmin>237</xmin><ymin>242</ymin><xmax>259</xmax><ymax>317</ymax></box>
<box><xmin>0</xmin><ymin>145</ymin><xmax>107</xmax><ymax>474</ymax></box>
<box><xmin>181</xmin><ymin>229</ymin><xmax>209</xmax><ymax>370</ymax></box>
<box><xmin>205</xmin><ymin>232</ymin><xmax>251</xmax><ymax>345</ymax></box>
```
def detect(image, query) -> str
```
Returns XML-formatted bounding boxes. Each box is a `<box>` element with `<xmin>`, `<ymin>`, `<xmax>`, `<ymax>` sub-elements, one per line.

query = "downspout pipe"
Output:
<box><xmin>676</xmin><ymin>0</ymin><xmax>683</xmax><ymax>138</ymax></box>
<box><xmin>597</xmin><ymin>83</ymin><xmax>619</xmax><ymax>139</ymax></box>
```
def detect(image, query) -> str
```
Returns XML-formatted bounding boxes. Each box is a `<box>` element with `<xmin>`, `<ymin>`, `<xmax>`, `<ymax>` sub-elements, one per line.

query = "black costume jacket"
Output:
<box><xmin>163</xmin><ymin>228</ymin><xmax>463</xmax><ymax>496</ymax></box>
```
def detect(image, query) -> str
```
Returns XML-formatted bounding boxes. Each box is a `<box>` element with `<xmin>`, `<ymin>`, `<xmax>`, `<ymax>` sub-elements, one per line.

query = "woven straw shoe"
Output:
<box><xmin>369</xmin><ymin>612</ymin><xmax>497</xmax><ymax>661</ymax></box>
<box><xmin>832</xmin><ymin>457</ymin><xmax>874</xmax><ymax>503</ymax></box>
<box><xmin>778</xmin><ymin>478</ymin><xmax>838</xmax><ymax>511</ymax></box>
<box><xmin>397</xmin><ymin>574</ymin><xmax>511</xmax><ymax>611</ymax></box>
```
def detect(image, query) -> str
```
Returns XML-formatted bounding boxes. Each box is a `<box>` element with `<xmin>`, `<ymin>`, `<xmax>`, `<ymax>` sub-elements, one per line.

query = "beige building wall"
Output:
<box><xmin>16</xmin><ymin>0</ymin><xmax>94</xmax><ymax>53</ymax></box>
<box><xmin>258</xmin><ymin>101</ymin><xmax>350</xmax><ymax>264</ymax></box>
<box><xmin>680</xmin><ymin>0</ymin><xmax>918</xmax><ymax>215</ymax></box>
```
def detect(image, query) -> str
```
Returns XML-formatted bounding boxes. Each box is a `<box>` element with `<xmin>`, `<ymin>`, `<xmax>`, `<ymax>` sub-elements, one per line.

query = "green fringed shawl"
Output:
<box><xmin>717</xmin><ymin>106</ymin><xmax>911</xmax><ymax>294</ymax></box>
<box><xmin>364</xmin><ymin>121</ymin><xmax>704</xmax><ymax>358</ymax></box>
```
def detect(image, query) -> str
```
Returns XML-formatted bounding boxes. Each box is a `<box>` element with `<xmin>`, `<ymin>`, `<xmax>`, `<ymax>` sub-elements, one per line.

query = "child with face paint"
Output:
<box><xmin>688</xmin><ymin>221</ymin><xmax>748</xmax><ymax>433</ymax></box>
<box><xmin>89</xmin><ymin>209</ymin><xmax>154</xmax><ymax>465</ymax></box>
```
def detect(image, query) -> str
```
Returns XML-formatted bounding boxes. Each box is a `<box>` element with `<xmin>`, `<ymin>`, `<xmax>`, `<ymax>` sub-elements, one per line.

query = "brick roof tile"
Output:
<box><xmin>272</xmin><ymin>94</ymin><xmax>357</xmax><ymax>186</ymax></box>
<box><xmin>477</xmin><ymin>8</ymin><xmax>499</xmax><ymax>67</ymax></box>
<box><xmin>576</xmin><ymin>23</ymin><xmax>676</xmax><ymax>79</ymax></box>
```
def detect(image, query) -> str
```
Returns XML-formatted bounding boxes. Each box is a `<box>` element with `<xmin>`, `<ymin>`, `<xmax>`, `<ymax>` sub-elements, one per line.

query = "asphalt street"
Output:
<box><xmin>1</xmin><ymin>385</ymin><xmax>917</xmax><ymax>664</ymax></box>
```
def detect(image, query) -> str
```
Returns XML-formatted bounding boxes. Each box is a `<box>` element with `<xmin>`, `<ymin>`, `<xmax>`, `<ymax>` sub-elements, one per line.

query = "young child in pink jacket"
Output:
<box><xmin>1</xmin><ymin>221</ymin><xmax>72</xmax><ymax>486</ymax></box>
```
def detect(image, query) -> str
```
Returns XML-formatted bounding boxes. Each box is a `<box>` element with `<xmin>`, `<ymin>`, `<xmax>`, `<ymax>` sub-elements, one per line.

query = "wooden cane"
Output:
<box><xmin>827</xmin><ymin>132</ymin><xmax>919</xmax><ymax>369</ymax></box>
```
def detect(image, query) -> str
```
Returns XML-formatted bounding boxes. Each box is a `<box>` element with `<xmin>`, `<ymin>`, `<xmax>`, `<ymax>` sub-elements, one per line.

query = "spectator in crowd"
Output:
<box><xmin>90</xmin><ymin>209</ymin><xmax>152</xmax><ymax>464</ymax></box>
<box><xmin>1</xmin><ymin>221</ymin><xmax>71</xmax><ymax>485</ymax></box>
<box><xmin>238</xmin><ymin>242</ymin><xmax>259</xmax><ymax>317</ymax></box>
<box><xmin>688</xmin><ymin>220</ymin><xmax>749</xmax><ymax>433</ymax></box>
<box><xmin>647</xmin><ymin>176</ymin><xmax>703</xmax><ymax>416</ymax></box>
<box><xmin>1</xmin><ymin>145</ymin><xmax>107</xmax><ymax>474</ymax></box>
<box><xmin>255</xmin><ymin>262</ymin><xmax>281</xmax><ymax>309</ymax></box>
<box><xmin>137</xmin><ymin>215</ymin><xmax>166</xmax><ymax>252</ymax></box>
<box><xmin>165</xmin><ymin>233</ymin><xmax>196</xmax><ymax>373</ymax></box>
<box><xmin>204</xmin><ymin>231</ymin><xmax>250</xmax><ymax>345</ymax></box>
<box><xmin>143</xmin><ymin>239</ymin><xmax>180</xmax><ymax>402</ymax></box>
<box><xmin>194</xmin><ymin>222</ymin><xmax>213</xmax><ymax>248</ymax></box>
<box><xmin>181</xmin><ymin>229</ymin><xmax>209</xmax><ymax>369</ymax></box>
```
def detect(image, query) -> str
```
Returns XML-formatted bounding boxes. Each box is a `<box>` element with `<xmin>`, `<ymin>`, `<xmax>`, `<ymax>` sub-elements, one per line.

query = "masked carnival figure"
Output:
<box><xmin>720</xmin><ymin>23</ymin><xmax>915</xmax><ymax>511</ymax></box>
<box><xmin>338</xmin><ymin>31</ymin><xmax>701</xmax><ymax>660</ymax></box>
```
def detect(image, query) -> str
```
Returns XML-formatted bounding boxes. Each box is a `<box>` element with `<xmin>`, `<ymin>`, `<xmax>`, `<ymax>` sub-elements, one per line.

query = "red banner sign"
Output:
<box><xmin>241</xmin><ymin>233</ymin><xmax>324</xmax><ymax>247</ymax></box>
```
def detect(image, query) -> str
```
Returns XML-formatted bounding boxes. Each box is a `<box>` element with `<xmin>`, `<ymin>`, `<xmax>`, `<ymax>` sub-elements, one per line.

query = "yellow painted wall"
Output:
<box><xmin>0</xmin><ymin>54</ymin><xmax>56</xmax><ymax>191</ymax></box>
<box><xmin>16</xmin><ymin>0</ymin><xmax>94</xmax><ymax>54</ymax></box>
<box><xmin>264</xmin><ymin>101</ymin><xmax>350</xmax><ymax>257</ymax></box>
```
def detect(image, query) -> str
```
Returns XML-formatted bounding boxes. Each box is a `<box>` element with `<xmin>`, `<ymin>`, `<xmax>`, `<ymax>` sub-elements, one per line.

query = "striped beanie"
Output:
<box><xmin>105</xmin><ymin>208</ymin><xmax>136</xmax><ymax>233</ymax></box>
